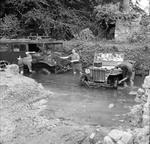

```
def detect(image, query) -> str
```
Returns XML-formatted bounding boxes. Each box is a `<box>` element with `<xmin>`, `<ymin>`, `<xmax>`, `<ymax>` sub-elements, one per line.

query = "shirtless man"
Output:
<box><xmin>116</xmin><ymin>61</ymin><xmax>135</xmax><ymax>87</ymax></box>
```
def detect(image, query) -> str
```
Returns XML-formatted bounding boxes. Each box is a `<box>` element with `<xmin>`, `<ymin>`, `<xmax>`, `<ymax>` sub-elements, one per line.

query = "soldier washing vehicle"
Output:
<box><xmin>60</xmin><ymin>49</ymin><xmax>82</xmax><ymax>75</ymax></box>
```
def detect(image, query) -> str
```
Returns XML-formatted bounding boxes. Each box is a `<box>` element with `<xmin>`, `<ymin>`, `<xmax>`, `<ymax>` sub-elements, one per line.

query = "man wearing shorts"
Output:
<box><xmin>60</xmin><ymin>49</ymin><xmax>82</xmax><ymax>75</ymax></box>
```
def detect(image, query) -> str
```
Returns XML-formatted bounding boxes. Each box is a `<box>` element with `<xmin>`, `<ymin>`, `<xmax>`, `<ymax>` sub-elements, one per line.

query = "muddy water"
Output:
<box><xmin>31</xmin><ymin>72</ymin><xmax>144</xmax><ymax>127</ymax></box>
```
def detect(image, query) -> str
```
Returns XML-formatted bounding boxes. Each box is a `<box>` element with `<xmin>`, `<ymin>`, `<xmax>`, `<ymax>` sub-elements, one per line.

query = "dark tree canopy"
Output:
<box><xmin>0</xmin><ymin>0</ymin><xmax>146</xmax><ymax>39</ymax></box>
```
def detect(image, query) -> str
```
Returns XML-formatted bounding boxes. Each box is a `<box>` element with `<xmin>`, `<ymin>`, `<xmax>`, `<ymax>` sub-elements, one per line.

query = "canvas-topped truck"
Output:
<box><xmin>0</xmin><ymin>38</ymin><xmax>71</xmax><ymax>73</ymax></box>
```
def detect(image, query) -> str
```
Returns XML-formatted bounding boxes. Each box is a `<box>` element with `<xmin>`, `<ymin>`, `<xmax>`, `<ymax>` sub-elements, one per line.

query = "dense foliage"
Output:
<box><xmin>0</xmin><ymin>0</ymin><xmax>96</xmax><ymax>39</ymax></box>
<box><xmin>0</xmin><ymin>0</ymin><xmax>148</xmax><ymax>39</ymax></box>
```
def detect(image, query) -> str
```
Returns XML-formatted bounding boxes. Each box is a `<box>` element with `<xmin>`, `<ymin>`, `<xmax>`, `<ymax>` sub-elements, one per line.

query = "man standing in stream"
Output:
<box><xmin>60</xmin><ymin>49</ymin><xmax>82</xmax><ymax>75</ymax></box>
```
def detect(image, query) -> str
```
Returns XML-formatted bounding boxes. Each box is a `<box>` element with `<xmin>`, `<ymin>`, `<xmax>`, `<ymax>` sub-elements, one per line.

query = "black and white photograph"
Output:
<box><xmin>0</xmin><ymin>0</ymin><xmax>150</xmax><ymax>144</ymax></box>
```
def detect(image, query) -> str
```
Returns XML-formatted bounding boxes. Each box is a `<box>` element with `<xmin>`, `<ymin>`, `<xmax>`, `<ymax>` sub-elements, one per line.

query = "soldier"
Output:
<box><xmin>60</xmin><ymin>49</ymin><xmax>82</xmax><ymax>75</ymax></box>
<box><xmin>116</xmin><ymin>61</ymin><xmax>135</xmax><ymax>87</ymax></box>
<box><xmin>18</xmin><ymin>52</ymin><xmax>33</xmax><ymax>73</ymax></box>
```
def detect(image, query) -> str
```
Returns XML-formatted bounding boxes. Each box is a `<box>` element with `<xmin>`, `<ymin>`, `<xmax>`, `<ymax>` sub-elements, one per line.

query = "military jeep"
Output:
<box><xmin>80</xmin><ymin>52</ymin><xmax>125</xmax><ymax>88</ymax></box>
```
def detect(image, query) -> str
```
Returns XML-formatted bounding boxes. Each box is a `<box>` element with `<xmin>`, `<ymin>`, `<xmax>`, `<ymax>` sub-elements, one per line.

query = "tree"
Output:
<box><xmin>93</xmin><ymin>0</ymin><xmax>142</xmax><ymax>39</ymax></box>
<box><xmin>122</xmin><ymin>0</ymin><xmax>130</xmax><ymax>12</ymax></box>
<box><xmin>0</xmin><ymin>15</ymin><xmax>21</xmax><ymax>37</ymax></box>
<box><xmin>0</xmin><ymin>0</ymin><xmax>96</xmax><ymax>39</ymax></box>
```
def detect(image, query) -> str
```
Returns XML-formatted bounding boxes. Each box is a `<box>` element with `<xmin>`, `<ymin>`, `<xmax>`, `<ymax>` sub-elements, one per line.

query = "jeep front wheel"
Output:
<box><xmin>113</xmin><ymin>78</ymin><xmax>119</xmax><ymax>89</ymax></box>
<box><xmin>80</xmin><ymin>75</ymin><xmax>89</xmax><ymax>87</ymax></box>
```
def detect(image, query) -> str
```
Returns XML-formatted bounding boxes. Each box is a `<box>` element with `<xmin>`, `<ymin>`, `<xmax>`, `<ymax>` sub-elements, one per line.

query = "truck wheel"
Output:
<box><xmin>0</xmin><ymin>60</ymin><xmax>9</xmax><ymax>70</ymax></box>
<box><xmin>80</xmin><ymin>75</ymin><xmax>85</xmax><ymax>86</ymax></box>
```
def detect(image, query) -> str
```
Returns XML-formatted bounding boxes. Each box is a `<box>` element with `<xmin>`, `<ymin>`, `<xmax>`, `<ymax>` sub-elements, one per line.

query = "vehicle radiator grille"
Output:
<box><xmin>90</xmin><ymin>69</ymin><xmax>106</xmax><ymax>82</ymax></box>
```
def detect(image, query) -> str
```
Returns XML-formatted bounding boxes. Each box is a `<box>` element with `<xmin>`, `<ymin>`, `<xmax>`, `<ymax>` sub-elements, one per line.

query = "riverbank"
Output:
<box><xmin>0</xmin><ymin>65</ymin><xmax>94</xmax><ymax>144</ymax></box>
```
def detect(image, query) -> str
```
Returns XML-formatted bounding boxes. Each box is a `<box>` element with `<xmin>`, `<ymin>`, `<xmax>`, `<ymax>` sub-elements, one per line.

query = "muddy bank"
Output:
<box><xmin>0</xmin><ymin>65</ymin><xmax>52</xmax><ymax>144</ymax></box>
<box><xmin>0</xmin><ymin>65</ymin><xmax>94</xmax><ymax>144</ymax></box>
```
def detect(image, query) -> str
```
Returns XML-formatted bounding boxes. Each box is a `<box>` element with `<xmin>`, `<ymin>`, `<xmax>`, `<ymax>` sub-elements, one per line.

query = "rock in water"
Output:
<box><xmin>142</xmin><ymin>75</ymin><xmax>150</xmax><ymax>89</ymax></box>
<box><xmin>108</xmin><ymin>104</ymin><xmax>115</xmax><ymax>109</ymax></box>
<box><xmin>108</xmin><ymin>129</ymin><xmax>124</xmax><ymax>142</ymax></box>
<box><xmin>129</xmin><ymin>91</ymin><xmax>137</xmax><ymax>95</ymax></box>
<box><xmin>104</xmin><ymin>136</ymin><xmax>115</xmax><ymax>144</ymax></box>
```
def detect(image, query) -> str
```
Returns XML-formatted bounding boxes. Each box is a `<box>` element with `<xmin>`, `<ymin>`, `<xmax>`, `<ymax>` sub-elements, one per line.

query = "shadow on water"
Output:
<box><xmin>30</xmin><ymin>72</ymin><xmax>144</xmax><ymax>127</ymax></box>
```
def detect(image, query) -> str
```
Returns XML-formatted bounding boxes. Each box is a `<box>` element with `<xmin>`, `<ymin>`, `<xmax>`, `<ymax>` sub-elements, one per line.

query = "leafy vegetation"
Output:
<box><xmin>0</xmin><ymin>0</ymin><xmax>96</xmax><ymax>39</ymax></box>
<box><xmin>0</xmin><ymin>0</ymin><xmax>149</xmax><ymax>40</ymax></box>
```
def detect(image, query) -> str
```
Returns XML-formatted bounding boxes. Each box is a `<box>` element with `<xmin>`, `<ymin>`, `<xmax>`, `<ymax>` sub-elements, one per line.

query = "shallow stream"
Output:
<box><xmin>30</xmin><ymin>72</ymin><xmax>144</xmax><ymax>127</ymax></box>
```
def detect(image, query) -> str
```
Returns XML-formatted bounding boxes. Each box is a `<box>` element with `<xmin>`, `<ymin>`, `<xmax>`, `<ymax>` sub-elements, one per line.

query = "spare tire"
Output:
<box><xmin>0</xmin><ymin>60</ymin><xmax>9</xmax><ymax>70</ymax></box>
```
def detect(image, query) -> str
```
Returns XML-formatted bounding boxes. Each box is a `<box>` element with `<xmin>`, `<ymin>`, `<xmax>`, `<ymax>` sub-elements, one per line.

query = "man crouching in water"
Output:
<box><xmin>60</xmin><ymin>49</ymin><xmax>82</xmax><ymax>75</ymax></box>
<box><xmin>115</xmin><ymin>61</ymin><xmax>135</xmax><ymax>87</ymax></box>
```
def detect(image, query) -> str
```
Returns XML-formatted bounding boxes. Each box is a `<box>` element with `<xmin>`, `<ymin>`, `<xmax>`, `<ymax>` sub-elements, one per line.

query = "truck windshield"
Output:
<box><xmin>45</xmin><ymin>43</ymin><xmax>63</xmax><ymax>52</ymax></box>
<box><xmin>12</xmin><ymin>44</ymin><xmax>26</xmax><ymax>52</ymax></box>
<box><xmin>0</xmin><ymin>44</ymin><xmax>9</xmax><ymax>52</ymax></box>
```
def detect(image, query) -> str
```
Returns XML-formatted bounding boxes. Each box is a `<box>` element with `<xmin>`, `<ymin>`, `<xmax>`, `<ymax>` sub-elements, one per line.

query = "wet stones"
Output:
<box><xmin>104</xmin><ymin>136</ymin><xmax>115</xmax><ymax>144</ymax></box>
<box><xmin>142</xmin><ymin>102</ymin><xmax>150</xmax><ymax>126</ymax></box>
<box><xmin>132</xmin><ymin>74</ymin><xmax>150</xmax><ymax>144</ymax></box>
<box><xmin>104</xmin><ymin>129</ymin><xmax>133</xmax><ymax>144</ymax></box>
<box><xmin>135</xmin><ymin>88</ymin><xmax>147</xmax><ymax>103</ymax></box>
<box><xmin>126</xmin><ymin>104</ymin><xmax>143</xmax><ymax>127</ymax></box>
<box><xmin>108</xmin><ymin>129</ymin><xmax>124</xmax><ymax>142</ymax></box>
<box><xmin>89</xmin><ymin>127</ymin><xmax>110</xmax><ymax>144</ymax></box>
<box><xmin>142</xmin><ymin>75</ymin><xmax>150</xmax><ymax>127</ymax></box>
<box><xmin>133</xmin><ymin>126</ymin><xmax>150</xmax><ymax>144</ymax></box>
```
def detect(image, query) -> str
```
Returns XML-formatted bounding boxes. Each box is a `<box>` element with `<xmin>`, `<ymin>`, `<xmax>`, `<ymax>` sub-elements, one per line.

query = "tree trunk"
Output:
<box><xmin>149</xmin><ymin>0</ymin><xmax>150</xmax><ymax>15</ymax></box>
<box><xmin>122</xmin><ymin>0</ymin><xmax>130</xmax><ymax>13</ymax></box>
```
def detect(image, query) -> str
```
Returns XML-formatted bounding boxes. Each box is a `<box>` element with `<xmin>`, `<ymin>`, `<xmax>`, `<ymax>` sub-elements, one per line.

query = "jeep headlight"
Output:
<box><xmin>85</xmin><ymin>68</ymin><xmax>90</xmax><ymax>74</ymax></box>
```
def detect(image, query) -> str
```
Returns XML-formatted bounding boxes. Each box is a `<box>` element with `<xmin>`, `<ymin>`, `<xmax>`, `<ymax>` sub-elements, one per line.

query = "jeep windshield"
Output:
<box><xmin>93</xmin><ymin>53</ymin><xmax>124</xmax><ymax>69</ymax></box>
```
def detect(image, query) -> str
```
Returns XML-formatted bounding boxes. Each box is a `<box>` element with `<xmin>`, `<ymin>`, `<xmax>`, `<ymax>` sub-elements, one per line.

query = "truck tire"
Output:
<box><xmin>0</xmin><ymin>60</ymin><xmax>9</xmax><ymax>70</ymax></box>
